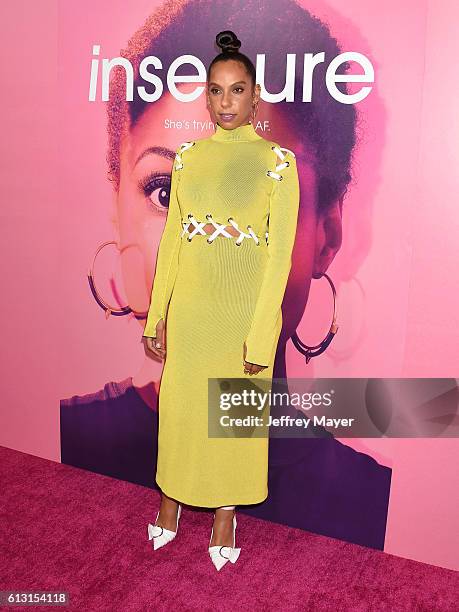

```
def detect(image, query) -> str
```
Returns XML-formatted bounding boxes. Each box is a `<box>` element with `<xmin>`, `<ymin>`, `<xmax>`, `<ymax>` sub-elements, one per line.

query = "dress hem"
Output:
<box><xmin>156</xmin><ymin>479</ymin><xmax>268</xmax><ymax>508</ymax></box>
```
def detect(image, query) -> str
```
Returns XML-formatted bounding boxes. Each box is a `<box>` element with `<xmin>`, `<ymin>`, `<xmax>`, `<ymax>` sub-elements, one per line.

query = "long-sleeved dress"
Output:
<box><xmin>142</xmin><ymin>121</ymin><xmax>300</xmax><ymax>507</ymax></box>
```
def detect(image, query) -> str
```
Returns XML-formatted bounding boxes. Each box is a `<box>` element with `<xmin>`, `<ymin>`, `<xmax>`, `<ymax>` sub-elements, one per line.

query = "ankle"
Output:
<box><xmin>214</xmin><ymin>506</ymin><xmax>236</xmax><ymax>521</ymax></box>
<box><xmin>161</xmin><ymin>494</ymin><xmax>179</xmax><ymax>509</ymax></box>
<box><xmin>155</xmin><ymin>498</ymin><xmax>180</xmax><ymax>531</ymax></box>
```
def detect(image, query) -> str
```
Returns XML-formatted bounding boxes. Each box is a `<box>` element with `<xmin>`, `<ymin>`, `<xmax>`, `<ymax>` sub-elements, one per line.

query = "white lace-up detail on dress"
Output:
<box><xmin>174</xmin><ymin>141</ymin><xmax>195</xmax><ymax>170</ymax></box>
<box><xmin>181</xmin><ymin>213</ymin><xmax>267</xmax><ymax>246</ymax></box>
<box><xmin>266</xmin><ymin>145</ymin><xmax>296</xmax><ymax>181</ymax></box>
<box><xmin>181</xmin><ymin>214</ymin><xmax>208</xmax><ymax>240</ymax></box>
<box><xmin>227</xmin><ymin>218</ymin><xmax>260</xmax><ymax>246</ymax></box>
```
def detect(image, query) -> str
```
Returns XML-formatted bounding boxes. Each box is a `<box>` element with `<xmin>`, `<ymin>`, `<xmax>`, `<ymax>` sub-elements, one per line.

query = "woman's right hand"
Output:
<box><xmin>145</xmin><ymin>318</ymin><xmax>166</xmax><ymax>360</ymax></box>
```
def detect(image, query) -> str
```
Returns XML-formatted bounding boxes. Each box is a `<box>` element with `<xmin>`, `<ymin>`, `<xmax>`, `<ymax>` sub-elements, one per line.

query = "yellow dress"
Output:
<box><xmin>143</xmin><ymin>121</ymin><xmax>300</xmax><ymax>507</ymax></box>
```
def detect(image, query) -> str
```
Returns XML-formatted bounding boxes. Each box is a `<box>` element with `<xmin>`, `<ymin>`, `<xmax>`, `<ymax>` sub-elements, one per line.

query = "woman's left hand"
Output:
<box><xmin>242</xmin><ymin>342</ymin><xmax>268</xmax><ymax>375</ymax></box>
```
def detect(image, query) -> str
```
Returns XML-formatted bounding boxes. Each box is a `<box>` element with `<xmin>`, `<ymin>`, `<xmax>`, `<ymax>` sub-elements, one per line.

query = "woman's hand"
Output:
<box><xmin>145</xmin><ymin>318</ymin><xmax>166</xmax><ymax>360</ymax></box>
<box><xmin>242</xmin><ymin>341</ymin><xmax>268</xmax><ymax>375</ymax></box>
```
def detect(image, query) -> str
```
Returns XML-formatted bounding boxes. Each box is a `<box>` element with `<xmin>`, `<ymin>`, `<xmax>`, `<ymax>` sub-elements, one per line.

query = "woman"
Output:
<box><xmin>61</xmin><ymin>0</ymin><xmax>391</xmax><ymax>557</ymax></box>
<box><xmin>143</xmin><ymin>30</ymin><xmax>300</xmax><ymax>570</ymax></box>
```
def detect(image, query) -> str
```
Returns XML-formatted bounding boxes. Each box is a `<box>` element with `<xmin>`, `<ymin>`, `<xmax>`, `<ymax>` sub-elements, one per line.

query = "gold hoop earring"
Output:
<box><xmin>291</xmin><ymin>272</ymin><xmax>339</xmax><ymax>363</ymax></box>
<box><xmin>250</xmin><ymin>101</ymin><xmax>259</xmax><ymax>123</ymax></box>
<box><xmin>87</xmin><ymin>240</ymin><xmax>145</xmax><ymax>320</ymax></box>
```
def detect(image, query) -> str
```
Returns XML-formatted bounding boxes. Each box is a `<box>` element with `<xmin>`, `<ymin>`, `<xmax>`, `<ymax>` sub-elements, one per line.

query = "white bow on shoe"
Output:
<box><xmin>208</xmin><ymin>513</ymin><xmax>241</xmax><ymax>571</ymax></box>
<box><xmin>208</xmin><ymin>543</ymin><xmax>241</xmax><ymax>571</ymax></box>
<box><xmin>147</xmin><ymin>504</ymin><xmax>182</xmax><ymax>550</ymax></box>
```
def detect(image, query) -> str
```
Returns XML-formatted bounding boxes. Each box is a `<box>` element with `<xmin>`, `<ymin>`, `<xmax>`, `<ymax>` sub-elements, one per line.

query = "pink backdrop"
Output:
<box><xmin>0</xmin><ymin>0</ymin><xmax>458</xmax><ymax>571</ymax></box>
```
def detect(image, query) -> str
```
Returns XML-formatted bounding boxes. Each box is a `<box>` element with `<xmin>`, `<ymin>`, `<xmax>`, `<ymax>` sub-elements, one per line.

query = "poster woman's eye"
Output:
<box><xmin>138</xmin><ymin>172</ymin><xmax>171</xmax><ymax>213</ymax></box>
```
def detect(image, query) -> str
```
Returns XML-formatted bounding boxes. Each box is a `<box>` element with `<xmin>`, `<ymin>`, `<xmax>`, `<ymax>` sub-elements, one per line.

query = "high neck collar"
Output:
<box><xmin>211</xmin><ymin>121</ymin><xmax>261</xmax><ymax>142</ymax></box>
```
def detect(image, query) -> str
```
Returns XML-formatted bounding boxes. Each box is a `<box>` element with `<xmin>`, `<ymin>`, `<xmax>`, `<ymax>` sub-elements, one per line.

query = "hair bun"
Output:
<box><xmin>216</xmin><ymin>30</ymin><xmax>241</xmax><ymax>53</ymax></box>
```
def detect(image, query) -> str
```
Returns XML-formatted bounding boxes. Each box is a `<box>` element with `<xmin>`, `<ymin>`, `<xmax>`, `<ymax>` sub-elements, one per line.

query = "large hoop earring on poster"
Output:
<box><xmin>291</xmin><ymin>272</ymin><xmax>339</xmax><ymax>364</ymax></box>
<box><xmin>87</xmin><ymin>240</ymin><xmax>145</xmax><ymax>320</ymax></box>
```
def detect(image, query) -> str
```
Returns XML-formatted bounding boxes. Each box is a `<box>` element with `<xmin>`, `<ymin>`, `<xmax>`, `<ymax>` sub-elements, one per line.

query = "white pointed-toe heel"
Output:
<box><xmin>147</xmin><ymin>503</ymin><xmax>182</xmax><ymax>550</ymax></box>
<box><xmin>208</xmin><ymin>511</ymin><xmax>241</xmax><ymax>571</ymax></box>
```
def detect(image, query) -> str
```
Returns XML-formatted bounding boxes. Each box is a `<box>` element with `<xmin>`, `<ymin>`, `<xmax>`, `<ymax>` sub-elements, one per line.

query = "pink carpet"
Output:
<box><xmin>1</xmin><ymin>445</ymin><xmax>457</xmax><ymax>611</ymax></box>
